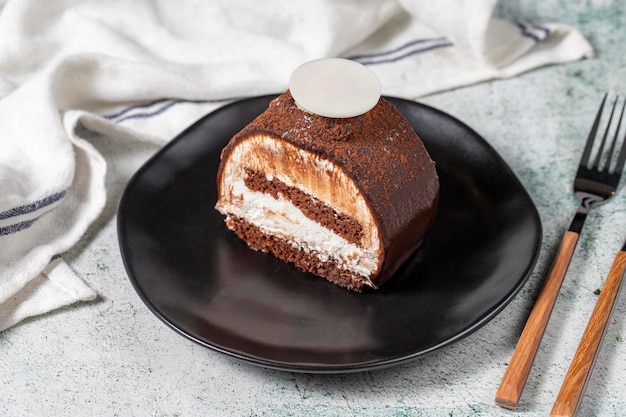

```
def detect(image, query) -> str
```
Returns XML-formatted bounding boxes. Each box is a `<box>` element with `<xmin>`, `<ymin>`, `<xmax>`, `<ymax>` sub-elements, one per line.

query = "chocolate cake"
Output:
<box><xmin>215</xmin><ymin>60</ymin><xmax>439</xmax><ymax>292</ymax></box>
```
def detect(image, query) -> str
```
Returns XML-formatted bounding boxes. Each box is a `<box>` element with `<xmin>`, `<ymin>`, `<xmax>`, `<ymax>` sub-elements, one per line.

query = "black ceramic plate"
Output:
<box><xmin>118</xmin><ymin>95</ymin><xmax>542</xmax><ymax>373</ymax></box>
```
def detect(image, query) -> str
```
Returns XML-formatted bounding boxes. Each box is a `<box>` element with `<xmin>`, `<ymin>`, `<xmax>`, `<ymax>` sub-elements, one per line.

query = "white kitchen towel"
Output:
<box><xmin>0</xmin><ymin>0</ymin><xmax>593</xmax><ymax>331</ymax></box>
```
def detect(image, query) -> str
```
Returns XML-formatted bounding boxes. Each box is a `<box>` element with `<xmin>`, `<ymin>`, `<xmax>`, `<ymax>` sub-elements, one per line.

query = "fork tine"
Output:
<box><xmin>606</xmin><ymin>97</ymin><xmax>624</xmax><ymax>166</ymax></box>
<box><xmin>580</xmin><ymin>93</ymin><xmax>608</xmax><ymax>168</ymax></box>
<box><xmin>611</xmin><ymin>98</ymin><xmax>626</xmax><ymax>175</ymax></box>
<box><xmin>592</xmin><ymin>95</ymin><xmax>618</xmax><ymax>169</ymax></box>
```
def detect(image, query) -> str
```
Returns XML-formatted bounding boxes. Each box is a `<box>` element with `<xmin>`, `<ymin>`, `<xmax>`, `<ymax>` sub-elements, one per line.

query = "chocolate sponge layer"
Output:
<box><xmin>243</xmin><ymin>167</ymin><xmax>364</xmax><ymax>245</ymax></box>
<box><xmin>226</xmin><ymin>215</ymin><xmax>369</xmax><ymax>292</ymax></box>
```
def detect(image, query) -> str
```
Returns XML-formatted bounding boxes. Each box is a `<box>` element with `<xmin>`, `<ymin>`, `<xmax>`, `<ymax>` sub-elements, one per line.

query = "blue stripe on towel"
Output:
<box><xmin>347</xmin><ymin>37</ymin><xmax>454</xmax><ymax>66</ymax></box>
<box><xmin>347</xmin><ymin>37</ymin><xmax>450</xmax><ymax>61</ymax></box>
<box><xmin>530</xmin><ymin>23</ymin><xmax>550</xmax><ymax>37</ymax></box>
<box><xmin>517</xmin><ymin>22</ymin><xmax>551</xmax><ymax>43</ymax></box>
<box><xmin>0</xmin><ymin>190</ymin><xmax>67</xmax><ymax>221</ymax></box>
<box><xmin>104</xmin><ymin>98</ymin><xmax>227</xmax><ymax>124</ymax></box>
<box><xmin>0</xmin><ymin>218</ymin><xmax>39</xmax><ymax>236</ymax></box>
<box><xmin>103</xmin><ymin>99</ymin><xmax>172</xmax><ymax>121</ymax></box>
<box><xmin>0</xmin><ymin>190</ymin><xmax>67</xmax><ymax>237</ymax></box>
<box><xmin>104</xmin><ymin>99</ymin><xmax>187</xmax><ymax>123</ymax></box>
<box><xmin>113</xmin><ymin>100</ymin><xmax>185</xmax><ymax>123</ymax></box>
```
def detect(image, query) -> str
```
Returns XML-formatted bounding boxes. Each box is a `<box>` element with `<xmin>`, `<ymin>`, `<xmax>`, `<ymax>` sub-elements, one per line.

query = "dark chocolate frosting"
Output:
<box><xmin>219</xmin><ymin>91</ymin><xmax>439</xmax><ymax>287</ymax></box>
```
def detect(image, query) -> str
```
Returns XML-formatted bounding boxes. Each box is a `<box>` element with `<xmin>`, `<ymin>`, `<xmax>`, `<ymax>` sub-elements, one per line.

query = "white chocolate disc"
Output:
<box><xmin>288</xmin><ymin>58</ymin><xmax>382</xmax><ymax>118</ymax></box>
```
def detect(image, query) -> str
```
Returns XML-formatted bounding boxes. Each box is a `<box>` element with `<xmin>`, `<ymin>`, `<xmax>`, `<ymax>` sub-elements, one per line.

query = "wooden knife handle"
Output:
<box><xmin>495</xmin><ymin>231</ymin><xmax>579</xmax><ymax>410</ymax></box>
<box><xmin>550</xmin><ymin>250</ymin><xmax>626</xmax><ymax>417</ymax></box>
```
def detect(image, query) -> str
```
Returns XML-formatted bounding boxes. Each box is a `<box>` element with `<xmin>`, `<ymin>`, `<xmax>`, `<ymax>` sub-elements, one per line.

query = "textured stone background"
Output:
<box><xmin>2</xmin><ymin>1</ymin><xmax>626</xmax><ymax>416</ymax></box>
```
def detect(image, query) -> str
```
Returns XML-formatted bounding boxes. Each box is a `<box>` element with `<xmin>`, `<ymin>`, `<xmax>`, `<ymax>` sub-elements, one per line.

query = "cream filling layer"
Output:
<box><xmin>219</xmin><ymin>179</ymin><xmax>379</xmax><ymax>278</ymax></box>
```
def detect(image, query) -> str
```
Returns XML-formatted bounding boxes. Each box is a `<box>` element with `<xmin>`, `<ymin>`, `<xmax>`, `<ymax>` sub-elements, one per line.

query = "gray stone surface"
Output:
<box><xmin>2</xmin><ymin>1</ymin><xmax>626</xmax><ymax>415</ymax></box>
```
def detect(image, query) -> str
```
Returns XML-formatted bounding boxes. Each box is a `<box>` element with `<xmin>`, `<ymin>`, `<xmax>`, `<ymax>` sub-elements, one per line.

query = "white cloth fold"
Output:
<box><xmin>0</xmin><ymin>0</ymin><xmax>593</xmax><ymax>331</ymax></box>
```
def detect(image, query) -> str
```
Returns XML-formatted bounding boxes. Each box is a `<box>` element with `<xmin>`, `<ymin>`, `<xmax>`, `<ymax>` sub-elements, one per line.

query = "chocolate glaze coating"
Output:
<box><xmin>217</xmin><ymin>91</ymin><xmax>439</xmax><ymax>288</ymax></box>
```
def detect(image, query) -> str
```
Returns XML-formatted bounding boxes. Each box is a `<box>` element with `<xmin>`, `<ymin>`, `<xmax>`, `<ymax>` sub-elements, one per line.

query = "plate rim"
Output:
<box><xmin>118</xmin><ymin>94</ymin><xmax>542</xmax><ymax>373</ymax></box>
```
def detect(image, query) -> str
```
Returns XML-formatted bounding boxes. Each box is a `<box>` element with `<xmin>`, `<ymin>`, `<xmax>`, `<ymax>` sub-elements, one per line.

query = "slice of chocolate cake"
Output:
<box><xmin>215</xmin><ymin>59</ymin><xmax>439</xmax><ymax>292</ymax></box>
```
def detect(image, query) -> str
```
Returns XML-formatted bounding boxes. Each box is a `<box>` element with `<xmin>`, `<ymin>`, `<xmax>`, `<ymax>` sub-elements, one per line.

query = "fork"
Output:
<box><xmin>495</xmin><ymin>94</ymin><xmax>626</xmax><ymax>410</ymax></box>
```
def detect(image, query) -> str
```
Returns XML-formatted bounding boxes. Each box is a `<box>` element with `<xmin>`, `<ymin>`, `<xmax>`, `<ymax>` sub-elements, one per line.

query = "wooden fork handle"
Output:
<box><xmin>495</xmin><ymin>230</ymin><xmax>579</xmax><ymax>410</ymax></box>
<box><xmin>550</xmin><ymin>250</ymin><xmax>626</xmax><ymax>417</ymax></box>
